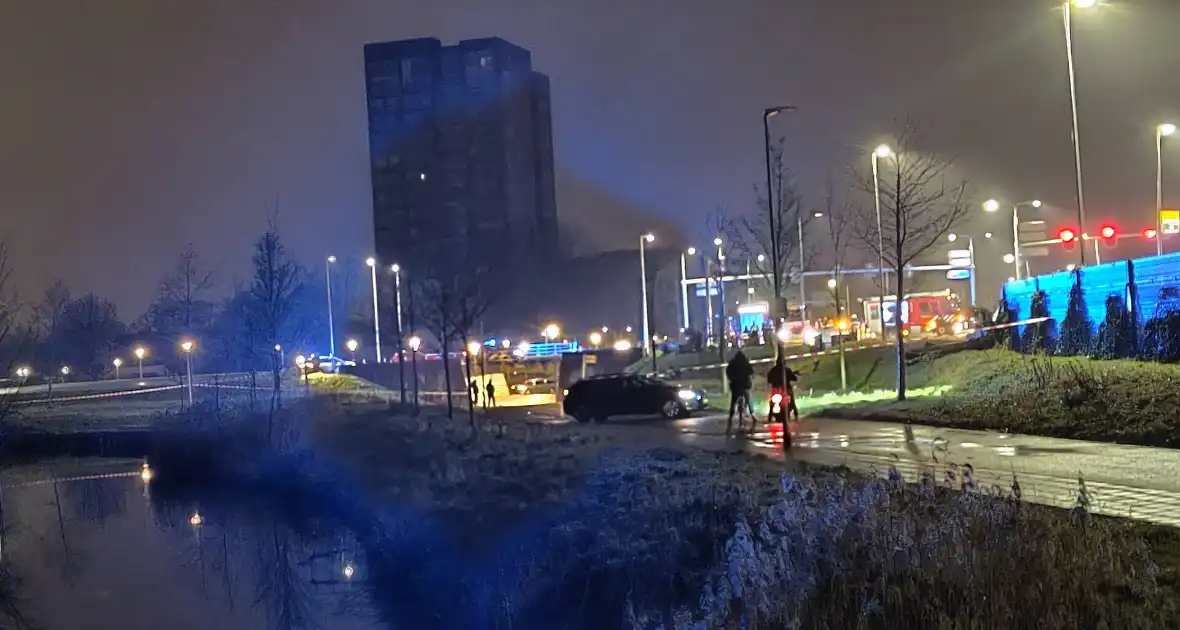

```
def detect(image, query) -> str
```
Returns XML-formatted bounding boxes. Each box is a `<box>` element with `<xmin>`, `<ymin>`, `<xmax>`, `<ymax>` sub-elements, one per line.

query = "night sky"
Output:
<box><xmin>1</xmin><ymin>0</ymin><xmax>1177</xmax><ymax>316</ymax></box>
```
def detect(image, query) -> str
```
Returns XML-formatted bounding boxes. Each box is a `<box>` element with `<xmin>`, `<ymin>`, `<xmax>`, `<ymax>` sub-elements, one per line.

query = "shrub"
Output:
<box><xmin>1092</xmin><ymin>294</ymin><xmax>1136</xmax><ymax>359</ymax></box>
<box><xmin>1056</xmin><ymin>275</ymin><xmax>1092</xmax><ymax>356</ymax></box>
<box><xmin>1021</xmin><ymin>290</ymin><xmax>1052</xmax><ymax>353</ymax></box>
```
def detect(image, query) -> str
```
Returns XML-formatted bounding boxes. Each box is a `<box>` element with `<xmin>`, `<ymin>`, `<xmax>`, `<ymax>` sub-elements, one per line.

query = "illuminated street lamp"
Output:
<box><xmin>871</xmin><ymin>144</ymin><xmax>893</xmax><ymax>335</ymax></box>
<box><xmin>467</xmin><ymin>341</ymin><xmax>481</xmax><ymax>357</ymax></box>
<box><xmin>15</xmin><ymin>367</ymin><xmax>29</xmax><ymax>380</ymax></box>
<box><xmin>589</xmin><ymin>331</ymin><xmax>603</xmax><ymax>348</ymax></box>
<box><xmin>988</xmin><ymin>198</ymin><xmax>1044</xmax><ymax>280</ymax></box>
<box><xmin>180</xmin><ymin>339</ymin><xmax>195</xmax><ymax>406</ymax></box>
<box><xmin>763</xmin><ymin>105</ymin><xmax>796</xmax><ymax>364</ymax></box>
<box><xmin>60</xmin><ymin>366</ymin><xmax>70</xmax><ymax>377</ymax></box>
<box><xmin>679</xmin><ymin>247</ymin><xmax>696</xmax><ymax>331</ymax></box>
<box><xmin>1004</xmin><ymin>253</ymin><xmax>1017</xmax><ymax>265</ymax></box>
<box><xmin>134</xmin><ymin>346</ymin><xmax>147</xmax><ymax>379</ymax></box>
<box><xmin>325</xmin><ymin>255</ymin><xmax>337</xmax><ymax>359</ymax></box>
<box><xmin>390</xmin><ymin>264</ymin><xmax>406</xmax><ymax>403</ymax></box>
<box><xmin>1157</xmin><ymin>123</ymin><xmax>1176</xmax><ymax>255</ymax></box>
<box><xmin>1061</xmin><ymin>0</ymin><xmax>1097</xmax><ymax>266</ymax></box>
<box><xmin>407</xmin><ymin>335</ymin><xmax>421</xmax><ymax>413</ymax></box>
<box><xmin>639</xmin><ymin>233</ymin><xmax>656</xmax><ymax>369</ymax></box>
<box><xmin>112</xmin><ymin>357</ymin><xmax>123</xmax><ymax>380</ymax></box>
<box><xmin>543</xmin><ymin>323</ymin><xmax>560</xmax><ymax>342</ymax></box>
<box><xmin>346</xmin><ymin>338</ymin><xmax>359</xmax><ymax>363</ymax></box>
<box><xmin>366</xmin><ymin>257</ymin><xmax>382</xmax><ymax>363</ymax></box>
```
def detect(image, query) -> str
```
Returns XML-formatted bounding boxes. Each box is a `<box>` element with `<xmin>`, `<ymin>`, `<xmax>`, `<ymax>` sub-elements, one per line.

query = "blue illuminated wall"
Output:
<box><xmin>1002</xmin><ymin>251</ymin><xmax>1180</xmax><ymax>336</ymax></box>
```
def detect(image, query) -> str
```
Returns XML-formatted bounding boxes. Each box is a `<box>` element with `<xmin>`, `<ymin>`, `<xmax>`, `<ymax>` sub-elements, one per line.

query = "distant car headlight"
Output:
<box><xmin>677</xmin><ymin>389</ymin><xmax>697</xmax><ymax>400</ymax></box>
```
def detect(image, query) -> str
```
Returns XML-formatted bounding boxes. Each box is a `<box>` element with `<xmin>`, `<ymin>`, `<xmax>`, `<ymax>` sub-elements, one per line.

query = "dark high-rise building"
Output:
<box><xmin>364</xmin><ymin>37</ymin><xmax>558</xmax><ymax>279</ymax></box>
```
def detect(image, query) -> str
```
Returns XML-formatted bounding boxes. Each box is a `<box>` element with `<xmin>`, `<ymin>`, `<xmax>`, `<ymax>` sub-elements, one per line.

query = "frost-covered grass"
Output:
<box><xmin>309</xmin><ymin>400</ymin><xmax>1179</xmax><ymax>629</ymax></box>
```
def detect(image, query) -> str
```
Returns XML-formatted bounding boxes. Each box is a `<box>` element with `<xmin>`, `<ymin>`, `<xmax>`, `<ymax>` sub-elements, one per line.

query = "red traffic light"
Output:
<box><xmin>1145</xmin><ymin>228</ymin><xmax>1159</xmax><ymax>239</ymax></box>
<box><xmin>1100</xmin><ymin>225</ymin><xmax>1116</xmax><ymax>239</ymax></box>
<box><xmin>1058</xmin><ymin>228</ymin><xmax>1077</xmax><ymax>243</ymax></box>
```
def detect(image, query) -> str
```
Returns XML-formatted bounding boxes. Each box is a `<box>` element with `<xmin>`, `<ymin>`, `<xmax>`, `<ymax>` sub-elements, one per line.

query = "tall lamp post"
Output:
<box><xmin>346</xmin><ymin>338</ymin><xmax>358</xmax><ymax>364</ymax></box>
<box><xmin>985</xmin><ymin>198</ymin><xmax>1042</xmax><ymax>280</ymax></box>
<box><xmin>639</xmin><ymin>233</ymin><xmax>656</xmax><ymax>371</ymax></box>
<box><xmin>797</xmin><ymin>212</ymin><xmax>823</xmax><ymax>326</ymax></box>
<box><xmin>1157</xmin><ymin>123</ymin><xmax>1176</xmax><ymax>255</ymax></box>
<box><xmin>408</xmin><ymin>335</ymin><xmax>421</xmax><ymax>414</ymax></box>
<box><xmin>391</xmin><ymin>264</ymin><xmax>405</xmax><ymax>403</ymax></box>
<box><xmin>763</xmin><ymin>105</ymin><xmax>796</xmax><ymax>357</ymax></box>
<box><xmin>180</xmin><ymin>339</ymin><xmax>195</xmax><ymax>406</ymax></box>
<box><xmin>325</xmin><ymin>255</ymin><xmax>337</xmax><ymax>358</ymax></box>
<box><xmin>365</xmin><ymin>257</ymin><xmax>382</xmax><ymax>363</ymax></box>
<box><xmin>713</xmin><ymin>237</ymin><xmax>727</xmax><ymax>354</ymax></box>
<box><xmin>680</xmin><ymin>247</ymin><xmax>696</xmax><ymax>332</ymax></box>
<box><xmin>112</xmin><ymin>357</ymin><xmax>122</xmax><ymax>380</ymax></box>
<box><xmin>1063</xmin><ymin>0</ymin><xmax>1096</xmax><ymax>266</ymax></box>
<box><xmin>871</xmin><ymin>145</ymin><xmax>892</xmax><ymax>336</ymax></box>
<box><xmin>134</xmin><ymin>346</ymin><xmax>146</xmax><ymax>380</ymax></box>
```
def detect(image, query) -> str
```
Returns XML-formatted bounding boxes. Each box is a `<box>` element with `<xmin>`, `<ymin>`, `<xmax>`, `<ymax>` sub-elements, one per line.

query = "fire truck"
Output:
<box><xmin>862</xmin><ymin>290</ymin><xmax>973</xmax><ymax>338</ymax></box>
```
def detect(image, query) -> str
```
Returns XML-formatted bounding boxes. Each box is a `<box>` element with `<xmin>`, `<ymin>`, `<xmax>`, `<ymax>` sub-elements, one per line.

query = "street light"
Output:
<box><xmin>60</xmin><ymin>366</ymin><xmax>70</xmax><ymax>377</ymax></box>
<box><xmin>990</xmin><ymin>198</ymin><xmax>1044</xmax><ymax>280</ymax></box>
<box><xmin>391</xmin><ymin>263</ymin><xmax>405</xmax><ymax>403</ymax></box>
<box><xmin>1004</xmin><ymin>253</ymin><xmax>1017</xmax><ymax>264</ymax></box>
<box><xmin>112</xmin><ymin>357</ymin><xmax>122</xmax><ymax>380</ymax></box>
<box><xmin>407</xmin><ymin>335</ymin><xmax>421</xmax><ymax>414</ymax></box>
<box><xmin>346</xmin><ymin>338</ymin><xmax>359</xmax><ymax>363</ymax></box>
<box><xmin>543</xmin><ymin>323</ymin><xmax>561</xmax><ymax>342</ymax></box>
<box><xmin>764</xmin><ymin>105</ymin><xmax>796</xmax><ymax>366</ymax></box>
<box><xmin>711</xmin><ymin>237</ymin><xmax>727</xmax><ymax>359</ymax></box>
<box><xmin>1062</xmin><ymin>0</ymin><xmax>1097</xmax><ymax>266</ymax></box>
<box><xmin>871</xmin><ymin>145</ymin><xmax>892</xmax><ymax>336</ymax></box>
<box><xmin>325</xmin><ymin>255</ymin><xmax>337</xmax><ymax>359</ymax></box>
<box><xmin>1157</xmin><ymin>123</ymin><xmax>1176</xmax><ymax>255</ymax></box>
<box><xmin>797</xmin><ymin>212</ymin><xmax>822</xmax><ymax>326</ymax></box>
<box><xmin>680</xmin><ymin>247</ymin><xmax>696</xmax><ymax>331</ymax></box>
<box><xmin>467</xmin><ymin>341</ymin><xmax>481</xmax><ymax>357</ymax></box>
<box><xmin>134</xmin><ymin>346</ymin><xmax>146</xmax><ymax>379</ymax></box>
<box><xmin>639</xmin><ymin>233</ymin><xmax>655</xmax><ymax>368</ymax></box>
<box><xmin>180</xmin><ymin>339</ymin><xmax>195</xmax><ymax>405</ymax></box>
<box><xmin>366</xmin><ymin>257</ymin><xmax>382</xmax><ymax>363</ymax></box>
<box><xmin>589</xmin><ymin>331</ymin><xmax>603</xmax><ymax>347</ymax></box>
<box><xmin>15</xmin><ymin>367</ymin><xmax>29</xmax><ymax>380</ymax></box>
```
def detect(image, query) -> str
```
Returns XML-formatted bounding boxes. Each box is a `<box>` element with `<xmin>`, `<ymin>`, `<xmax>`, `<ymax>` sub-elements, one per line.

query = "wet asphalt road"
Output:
<box><xmin>512</xmin><ymin>405</ymin><xmax>1180</xmax><ymax>527</ymax></box>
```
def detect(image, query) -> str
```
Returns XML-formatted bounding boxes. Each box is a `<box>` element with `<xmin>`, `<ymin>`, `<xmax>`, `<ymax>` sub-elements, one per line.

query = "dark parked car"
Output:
<box><xmin>562</xmin><ymin>374</ymin><xmax>707</xmax><ymax>423</ymax></box>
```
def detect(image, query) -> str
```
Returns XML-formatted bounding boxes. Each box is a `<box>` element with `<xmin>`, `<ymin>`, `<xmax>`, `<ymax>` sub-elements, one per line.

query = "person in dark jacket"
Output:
<box><xmin>725</xmin><ymin>350</ymin><xmax>755</xmax><ymax>433</ymax></box>
<box><xmin>767</xmin><ymin>358</ymin><xmax>800</xmax><ymax>422</ymax></box>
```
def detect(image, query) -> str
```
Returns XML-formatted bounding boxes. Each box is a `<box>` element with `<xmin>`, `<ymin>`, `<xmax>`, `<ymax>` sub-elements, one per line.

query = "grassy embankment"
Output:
<box><xmin>664</xmin><ymin>345</ymin><xmax>1180</xmax><ymax>447</ymax></box>
<box><xmin>303</xmin><ymin>396</ymin><xmax>1180</xmax><ymax>628</ymax></box>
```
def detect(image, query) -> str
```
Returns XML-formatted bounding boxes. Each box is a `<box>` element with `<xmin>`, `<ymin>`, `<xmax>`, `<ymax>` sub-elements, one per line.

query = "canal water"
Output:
<box><xmin>0</xmin><ymin>459</ymin><xmax>381</xmax><ymax>629</ymax></box>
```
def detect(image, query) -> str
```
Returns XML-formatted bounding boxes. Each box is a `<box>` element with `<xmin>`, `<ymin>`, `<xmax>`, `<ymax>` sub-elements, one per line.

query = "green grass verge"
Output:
<box><xmin>816</xmin><ymin>349</ymin><xmax>1180</xmax><ymax>447</ymax></box>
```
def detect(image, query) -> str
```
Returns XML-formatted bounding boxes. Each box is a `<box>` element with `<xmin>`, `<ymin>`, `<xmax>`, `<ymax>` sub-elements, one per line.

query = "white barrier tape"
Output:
<box><xmin>15</xmin><ymin>385</ymin><xmax>183</xmax><ymax>405</ymax></box>
<box><xmin>665</xmin><ymin>316</ymin><xmax>1054</xmax><ymax>375</ymax></box>
<box><xmin>1</xmin><ymin>470</ymin><xmax>141</xmax><ymax>489</ymax></box>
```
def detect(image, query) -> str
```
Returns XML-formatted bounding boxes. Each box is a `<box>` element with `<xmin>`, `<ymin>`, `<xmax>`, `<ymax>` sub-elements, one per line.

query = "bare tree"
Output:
<box><xmin>821</xmin><ymin>175</ymin><xmax>858</xmax><ymax>391</ymax></box>
<box><xmin>144</xmin><ymin>243</ymin><xmax>215</xmax><ymax>339</ymax></box>
<box><xmin>854</xmin><ymin>120</ymin><xmax>972</xmax><ymax>400</ymax></box>
<box><xmin>247</xmin><ymin>215</ymin><xmax>308</xmax><ymax>422</ymax></box>
<box><xmin>726</xmin><ymin>138</ymin><xmax>812</xmax><ymax>323</ymax></box>
<box><xmin>411</xmin><ymin>265</ymin><xmax>494</xmax><ymax>429</ymax></box>
<box><xmin>57</xmin><ymin>293</ymin><xmax>125</xmax><ymax>378</ymax></box>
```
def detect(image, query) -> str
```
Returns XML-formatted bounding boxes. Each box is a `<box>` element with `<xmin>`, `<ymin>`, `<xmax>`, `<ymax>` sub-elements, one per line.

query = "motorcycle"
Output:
<box><xmin>768</xmin><ymin>388</ymin><xmax>793</xmax><ymax>448</ymax></box>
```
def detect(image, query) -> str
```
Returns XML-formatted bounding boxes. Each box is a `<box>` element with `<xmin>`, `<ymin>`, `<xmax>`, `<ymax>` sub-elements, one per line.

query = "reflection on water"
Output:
<box><xmin>0</xmin><ymin>460</ymin><xmax>380</xmax><ymax>630</ymax></box>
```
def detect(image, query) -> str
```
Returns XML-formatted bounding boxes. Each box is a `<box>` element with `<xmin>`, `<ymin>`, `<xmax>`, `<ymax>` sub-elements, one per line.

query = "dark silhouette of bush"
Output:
<box><xmin>1021</xmin><ymin>290</ymin><xmax>1051</xmax><ymax>353</ymax></box>
<box><xmin>1143</xmin><ymin>311</ymin><xmax>1180</xmax><ymax>362</ymax></box>
<box><xmin>1056</xmin><ymin>276</ymin><xmax>1092</xmax><ymax>356</ymax></box>
<box><xmin>1091</xmin><ymin>294</ymin><xmax>1135</xmax><ymax>359</ymax></box>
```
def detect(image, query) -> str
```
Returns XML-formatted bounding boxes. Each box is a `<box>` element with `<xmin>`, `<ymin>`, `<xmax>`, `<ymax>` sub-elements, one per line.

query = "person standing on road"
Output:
<box><xmin>469</xmin><ymin>379</ymin><xmax>480</xmax><ymax>407</ymax></box>
<box><xmin>485</xmin><ymin>380</ymin><xmax>497</xmax><ymax>408</ymax></box>
<box><xmin>725</xmin><ymin>350</ymin><xmax>754</xmax><ymax>435</ymax></box>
